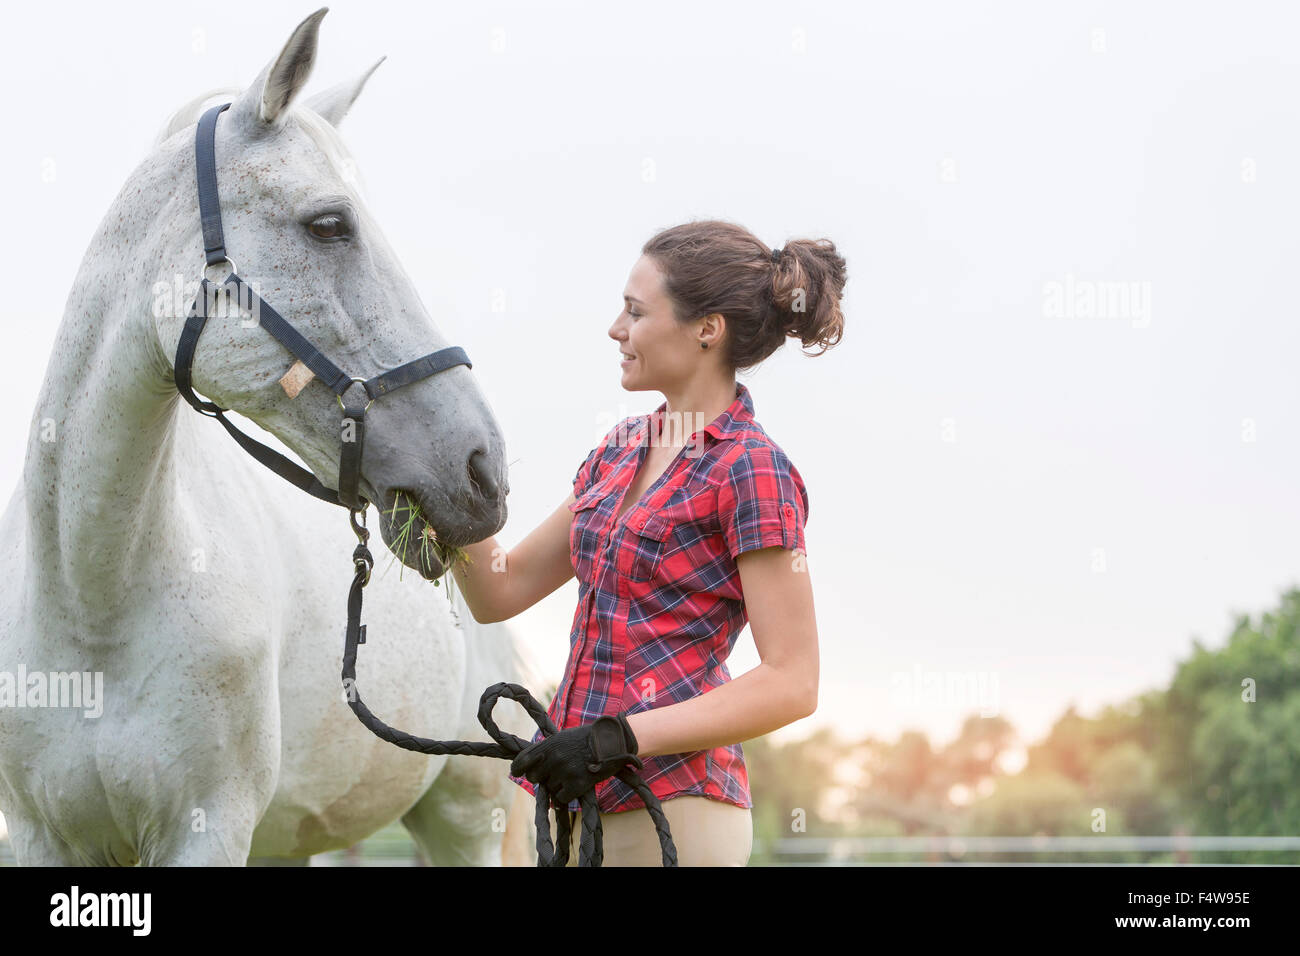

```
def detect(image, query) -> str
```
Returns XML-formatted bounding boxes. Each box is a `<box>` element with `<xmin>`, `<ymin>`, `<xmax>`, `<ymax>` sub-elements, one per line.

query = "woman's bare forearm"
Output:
<box><xmin>449</xmin><ymin>495</ymin><xmax>577</xmax><ymax>624</ymax></box>
<box><xmin>450</xmin><ymin>537</ymin><xmax>510</xmax><ymax>623</ymax></box>
<box><xmin>624</xmin><ymin>661</ymin><xmax>816</xmax><ymax>759</ymax></box>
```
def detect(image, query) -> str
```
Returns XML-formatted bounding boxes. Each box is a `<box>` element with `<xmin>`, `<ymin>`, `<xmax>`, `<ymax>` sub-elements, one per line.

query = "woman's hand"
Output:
<box><xmin>510</xmin><ymin>712</ymin><xmax>642</xmax><ymax>805</ymax></box>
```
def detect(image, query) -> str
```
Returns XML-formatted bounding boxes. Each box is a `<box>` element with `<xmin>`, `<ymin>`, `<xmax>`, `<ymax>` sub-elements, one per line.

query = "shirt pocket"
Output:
<box><xmin>568</xmin><ymin>484</ymin><xmax>610</xmax><ymax>584</ymax></box>
<box><xmin>615</xmin><ymin>505</ymin><xmax>676</xmax><ymax>583</ymax></box>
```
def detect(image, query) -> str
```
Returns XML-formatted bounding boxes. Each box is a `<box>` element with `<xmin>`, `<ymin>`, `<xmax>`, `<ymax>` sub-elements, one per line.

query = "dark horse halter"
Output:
<box><xmin>170</xmin><ymin>102</ymin><xmax>676</xmax><ymax>867</ymax></box>
<box><xmin>174</xmin><ymin>101</ymin><xmax>471</xmax><ymax>526</ymax></box>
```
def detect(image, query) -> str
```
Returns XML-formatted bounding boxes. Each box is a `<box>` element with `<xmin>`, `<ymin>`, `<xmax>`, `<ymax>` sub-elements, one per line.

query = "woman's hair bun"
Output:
<box><xmin>769</xmin><ymin>238</ymin><xmax>846</xmax><ymax>355</ymax></box>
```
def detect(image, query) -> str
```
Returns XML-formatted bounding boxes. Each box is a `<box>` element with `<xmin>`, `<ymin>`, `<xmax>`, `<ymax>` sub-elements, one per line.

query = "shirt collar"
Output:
<box><xmin>645</xmin><ymin>381</ymin><xmax>755</xmax><ymax>446</ymax></box>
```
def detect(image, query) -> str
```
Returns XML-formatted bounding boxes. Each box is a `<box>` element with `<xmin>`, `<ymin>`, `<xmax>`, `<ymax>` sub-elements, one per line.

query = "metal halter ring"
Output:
<box><xmin>200</xmin><ymin>255</ymin><xmax>238</xmax><ymax>283</ymax></box>
<box><xmin>337</xmin><ymin>377</ymin><xmax>376</xmax><ymax>412</ymax></box>
<box><xmin>352</xmin><ymin>550</ymin><xmax>373</xmax><ymax>587</ymax></box>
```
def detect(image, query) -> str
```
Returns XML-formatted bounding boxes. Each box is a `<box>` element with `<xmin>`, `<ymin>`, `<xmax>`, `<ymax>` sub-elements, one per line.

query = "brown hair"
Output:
<box><xmin>641</xmin><ymin>220</ymin><xmax>846</xmax><ymax>372</ymax></box>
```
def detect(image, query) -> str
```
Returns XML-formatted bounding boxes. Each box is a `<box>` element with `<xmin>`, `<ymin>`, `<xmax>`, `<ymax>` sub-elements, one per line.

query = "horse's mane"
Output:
<box><xmin>151</xmin><ymin>86</ymin><xmax>362</xmax><ymax>190</ymax></box>
<box><xmin>152</xmin><ymin>87</ymin><xmax>243</xmax><ymax>148</ymax></box>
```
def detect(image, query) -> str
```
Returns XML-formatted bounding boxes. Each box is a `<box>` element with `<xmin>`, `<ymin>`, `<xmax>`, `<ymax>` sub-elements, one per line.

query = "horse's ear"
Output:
<box><xmin>304</xmin><ymin>56</ymin><xmax>385</xmax><ymax>128</ymax></box>
<box><xmin>229</xmin><ymin>7</ymin><xmax>329</xmax><ymax>133</ymax></box>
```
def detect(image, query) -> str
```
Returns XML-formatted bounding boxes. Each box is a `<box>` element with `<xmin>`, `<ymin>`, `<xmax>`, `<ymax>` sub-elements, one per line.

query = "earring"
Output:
<box><xmin>701</xmin><ymin>342</ymin><xmax>708</xmax><ymax>349</ymax></box>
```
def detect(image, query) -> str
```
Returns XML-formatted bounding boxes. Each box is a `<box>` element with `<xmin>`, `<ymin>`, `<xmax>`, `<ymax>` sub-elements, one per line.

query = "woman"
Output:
<box><xmin>450</xmin><ymin>220</ymin><xmax>846</xmax><ymax>865</ymax></box>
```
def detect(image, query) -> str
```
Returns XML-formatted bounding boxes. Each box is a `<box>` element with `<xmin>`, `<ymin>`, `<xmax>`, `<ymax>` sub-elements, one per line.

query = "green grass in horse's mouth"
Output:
<box><xmin>380</xmin><ymin>491</ymin><xmax>472</xmax><ymax>598</ymax></box>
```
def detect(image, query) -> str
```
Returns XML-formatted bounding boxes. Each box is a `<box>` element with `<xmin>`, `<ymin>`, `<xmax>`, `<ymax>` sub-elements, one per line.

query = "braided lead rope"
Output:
<box><xmin>339</xmin><ymin>515</ymin><xmax>678</xmax><ymax>867</ymax></box>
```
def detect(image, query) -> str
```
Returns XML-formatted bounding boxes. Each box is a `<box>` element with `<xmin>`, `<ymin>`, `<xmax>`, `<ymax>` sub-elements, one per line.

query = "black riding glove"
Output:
<box><xmin>510</xmin><ymin>712</ymin><xmax>642</xmax><ymax>806</ymax></box>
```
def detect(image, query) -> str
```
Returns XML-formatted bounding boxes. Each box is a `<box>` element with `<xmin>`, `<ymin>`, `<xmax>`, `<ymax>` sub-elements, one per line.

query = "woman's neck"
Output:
<box><xmin>653</xmin><ymin>378</ymin><xmax>737</xmax><ymax>448</ymax></box>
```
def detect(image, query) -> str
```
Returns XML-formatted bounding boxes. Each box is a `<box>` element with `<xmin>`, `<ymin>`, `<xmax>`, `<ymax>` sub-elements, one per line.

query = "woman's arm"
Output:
<box><xmin>450</xmin><ymin>492</ymin><xmax>578</xmax><ymax>624</ymax></box>
<box><xmin>625</xmin><ymin>546</ymin><xmax>818</xmax><ymax>758</ymax></box>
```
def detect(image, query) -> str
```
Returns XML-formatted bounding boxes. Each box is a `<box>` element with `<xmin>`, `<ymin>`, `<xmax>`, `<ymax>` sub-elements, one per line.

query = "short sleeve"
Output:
<box><xmin>717</xmin><ymin>442</ymin><xmax>809</xmax><ymax>559</ymax></box>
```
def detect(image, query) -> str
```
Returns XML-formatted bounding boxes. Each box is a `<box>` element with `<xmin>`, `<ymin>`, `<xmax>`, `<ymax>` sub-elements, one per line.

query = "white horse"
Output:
<box><xmin>0</xmin><ymin>7</ymin><xmax>541</xmax><ymax>866</ymax></box>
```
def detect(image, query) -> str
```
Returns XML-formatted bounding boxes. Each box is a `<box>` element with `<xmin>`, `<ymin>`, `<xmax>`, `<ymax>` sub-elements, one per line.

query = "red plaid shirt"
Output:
<box><xmin>509</xmin><ymin>381</ymin><xmax>809</xmax><ymax>813</ymax></box>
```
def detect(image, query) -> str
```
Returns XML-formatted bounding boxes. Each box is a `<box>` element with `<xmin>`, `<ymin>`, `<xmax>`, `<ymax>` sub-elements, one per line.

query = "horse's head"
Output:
<box><xmin>154</xmin><ymin>8</ymin><xmax>507</xmax><ymax>579</ymax></box>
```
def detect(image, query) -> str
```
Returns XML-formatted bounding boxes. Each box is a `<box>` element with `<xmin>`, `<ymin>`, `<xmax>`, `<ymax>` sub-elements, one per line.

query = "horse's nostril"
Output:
<box><xmin>467</xmin><ymin>448</ymin><xmax>499</xmax><ymax>500</ymax></box>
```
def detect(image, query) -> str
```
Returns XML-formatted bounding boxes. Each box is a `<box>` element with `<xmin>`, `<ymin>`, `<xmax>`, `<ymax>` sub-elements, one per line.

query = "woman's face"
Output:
<box><xmin>611</xmin><ymin>254</ymin><xmax>714</xmax><ymax>391</ymax></box>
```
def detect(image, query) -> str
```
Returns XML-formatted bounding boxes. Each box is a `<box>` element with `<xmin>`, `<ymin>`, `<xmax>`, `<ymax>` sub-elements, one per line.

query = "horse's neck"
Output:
<box><xmin>25</xmin><ymin>160</ymin><xmax>193</xmax><ymax>629</ymax></box>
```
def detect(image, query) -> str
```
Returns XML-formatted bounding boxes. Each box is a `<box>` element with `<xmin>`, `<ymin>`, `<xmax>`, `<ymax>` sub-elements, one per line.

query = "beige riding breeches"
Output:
<box><xmin>545</xmin><ymin>794</ymin><xmax>753</xmax><ymax>867</ymax></box>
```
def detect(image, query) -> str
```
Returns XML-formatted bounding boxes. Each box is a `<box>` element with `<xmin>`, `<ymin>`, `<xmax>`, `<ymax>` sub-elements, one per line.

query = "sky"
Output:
<box><xmin>3</xmin><ymin>0</ymin><xmax>1298</xmax><ymax>757</ymax></box>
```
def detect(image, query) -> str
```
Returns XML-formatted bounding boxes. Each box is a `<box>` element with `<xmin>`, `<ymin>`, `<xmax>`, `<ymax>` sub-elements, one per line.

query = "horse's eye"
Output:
<box><xmin>308</xmin><ymin>214</ymin><xmax>349</xmax><ymax>240</ymax></box>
